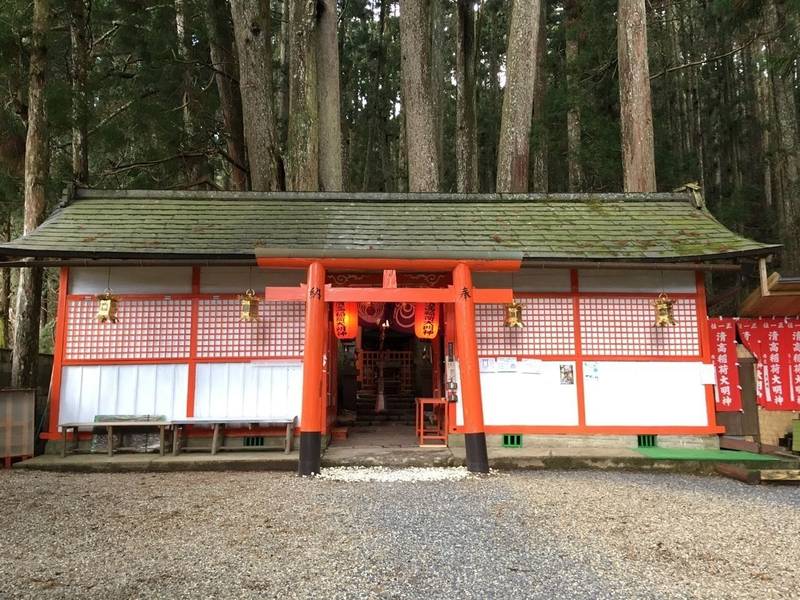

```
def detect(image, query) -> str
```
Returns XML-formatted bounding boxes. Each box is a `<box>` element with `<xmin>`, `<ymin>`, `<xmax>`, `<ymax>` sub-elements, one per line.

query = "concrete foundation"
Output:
<box><xmin>448</xmin><ymin>433</ymin><xmax>720</xmax><ymax>450</ymax></box>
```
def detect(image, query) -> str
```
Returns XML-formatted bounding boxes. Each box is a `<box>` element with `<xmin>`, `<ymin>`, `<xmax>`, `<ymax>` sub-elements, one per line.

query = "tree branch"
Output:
<box><xmin>650</xmin><ymin>34</ymin><xmax>759</xmax><ymax>81</ymax></box>
<box><xmin>100</xmin><ymin>151</ymin><xmax>207</xmax><ymax>177</ymax></box>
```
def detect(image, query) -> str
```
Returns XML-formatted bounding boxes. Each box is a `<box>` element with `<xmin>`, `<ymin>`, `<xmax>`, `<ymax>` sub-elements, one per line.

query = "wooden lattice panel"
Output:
<box><xmin>476</xmin><ymin>297</ymin><xmax>575</xmax><ymax>357</ymax></box>
<box><xmin>360</xmin><ymin>350</ymin><xmax>413</xmax><ymax>392</ymax></box>
<box><xmin>197</xmin><ymin>299</ymin><xmax>305</xmax><ymax>359</ymax></box>
<box><xmin>65</xmin><ymin>297</ymin><xmax>192</xmax><ymax>361</ymax></box>
<box><xmin>579</xmin><ymin>297</ymin><xmax>700</xmax><ymax>356</ymax></box>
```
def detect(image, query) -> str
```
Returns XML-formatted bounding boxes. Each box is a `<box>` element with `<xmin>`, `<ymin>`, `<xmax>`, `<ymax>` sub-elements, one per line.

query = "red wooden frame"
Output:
<box><xmin>43</xmin><ymin>270</ymin><xmax>305</xmax><ymax>440</ymax></box>
<box><xmin>45</xmin><ymin>266</ymin><xmax>723</xmax><ymax>440</ymax></box>
<box><xmin>264</xmin><ymin>284</ymin><xmax>512</xmax><ymax>305</ymax></box>
<box><xmin>448</xmin><ymin>268</ymin><xmax>722</xmax><ymax>436</ymax></box>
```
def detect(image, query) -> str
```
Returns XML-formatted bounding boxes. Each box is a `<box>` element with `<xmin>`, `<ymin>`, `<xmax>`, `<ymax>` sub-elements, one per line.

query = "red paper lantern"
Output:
<box><xmin>414</xmin><ymin>303</ymin><xmax>440</xmax><ymax>339</ymax></box>
<box><xmin>333</xmin><ymin>302</ymin><xmax>358</xmax><ymax>339</ymax></box>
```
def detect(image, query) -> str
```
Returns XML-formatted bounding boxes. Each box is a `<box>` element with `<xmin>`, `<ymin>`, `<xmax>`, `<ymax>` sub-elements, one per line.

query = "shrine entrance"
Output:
<box><xmin>258</xmin><ymin>258</ymin><xmax>519</xmax><ymax>475</ymax></box>
<box><xmin>334</xmin><ymin>304</ymin><xmax>440</xmax><ymax>448</ymax></box>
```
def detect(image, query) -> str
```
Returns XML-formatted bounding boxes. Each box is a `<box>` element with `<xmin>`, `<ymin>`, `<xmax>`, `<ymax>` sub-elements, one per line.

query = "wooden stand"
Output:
<box><xmin>416</xmin><ymin>397</ymin><xmax>448</xmax><ymax>447</ymax></box>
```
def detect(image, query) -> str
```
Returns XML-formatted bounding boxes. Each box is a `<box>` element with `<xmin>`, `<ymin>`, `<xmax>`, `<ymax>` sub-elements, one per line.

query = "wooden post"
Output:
<box><xmin>452</xmin><ymin>263</ymin><xmax>489</xmax><ymax>473</ymax></box>
<box><xmin>298</xmin><ymin>262</ymin><xmax>327</xmax><ymax>475</ymax></box>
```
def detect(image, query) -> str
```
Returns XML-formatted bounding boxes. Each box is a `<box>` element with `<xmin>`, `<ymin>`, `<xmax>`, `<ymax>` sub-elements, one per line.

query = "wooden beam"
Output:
<box><xmin>270</xmin><ymin>285</ymin><xmax>515</xmax><ymax>304</ymax></box>
<box><xmin>759</xmin><ymin>469</ymin><xmax>800</xmax><ymax>482</ymax></box>
<box><xmin>382</xmin><ymin>269</ymin><xmax>397</xmax><ymax>288</ymax></box>
<box><xmin>257</xmin><ymin>257</ymin><xmax>522</xmax><ymax>272</ymax></box>
<box><xmin>759</xmin><ymin>257</ymin><xmax>770</xmax><ymax>297</ymax></box>
<box><xmin>473</xmin><ymin>289</ymin><xmax>514</xmax><ymax>304</ymax></box>
<box><xmin>715</xmin><ymin>463</ymin><xmax>760</xmax><ymax>485</ymax></box>
<box><xmin>324</xmin><ymin>286</ymin><xmax>455</xmax><ymax>304</ymax></box>
<box><xmin>263</xmin><ymin>285</ymin><xmax>306</xmax><ymax>301</ymax></box>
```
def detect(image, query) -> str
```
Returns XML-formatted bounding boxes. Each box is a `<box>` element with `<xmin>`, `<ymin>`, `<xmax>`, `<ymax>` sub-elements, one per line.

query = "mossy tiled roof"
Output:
<box><xmin>0</xmin><ymin>189</ymin><xmax>778</xmax><ymax>263</ymax></box>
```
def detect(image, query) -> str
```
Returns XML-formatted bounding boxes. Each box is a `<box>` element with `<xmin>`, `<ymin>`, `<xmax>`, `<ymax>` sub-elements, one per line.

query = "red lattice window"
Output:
<box><xmin>197</xmin><ymin>299</ymin><xmax>305</xmax><ymax>359</ymax></box>
<box><xmin>579</xmin><ymin>297</ymin><xmax>700</xmax><ymax>356</ymax></box>
<box><xmin>65</xmin><ymin>297</ymin><xmax>192</xmax><ymax>361</ymax></box>
<box><xmin>476</xmin><ymin>297</ymin><xmax>575</xmax><ymax>356</ymax></box>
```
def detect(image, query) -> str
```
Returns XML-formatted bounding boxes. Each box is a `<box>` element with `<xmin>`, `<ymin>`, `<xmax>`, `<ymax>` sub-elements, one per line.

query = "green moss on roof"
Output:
<box><xmin>0</xmin><ymin>189</ymin><xmax>778</xmax><ymax>262</ymax></box>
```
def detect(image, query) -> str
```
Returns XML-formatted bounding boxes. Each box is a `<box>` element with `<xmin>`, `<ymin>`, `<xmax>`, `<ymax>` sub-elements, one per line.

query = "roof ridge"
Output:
<box><xmin>71</xmin><ymin>188</ymin><xmax>696</xmax><ymax>204</ymax></box>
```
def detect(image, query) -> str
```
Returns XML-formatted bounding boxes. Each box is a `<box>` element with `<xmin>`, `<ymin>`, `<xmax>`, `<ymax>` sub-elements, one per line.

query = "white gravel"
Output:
<box><xmin>316</xmin><ymin>466</ymin><xmax>475</xmax><ymax>482</ymax></box>
<box><xmin>1</xmin><ymin>469</ymin><xmax>798</xmax><ymax>599</ymax></box>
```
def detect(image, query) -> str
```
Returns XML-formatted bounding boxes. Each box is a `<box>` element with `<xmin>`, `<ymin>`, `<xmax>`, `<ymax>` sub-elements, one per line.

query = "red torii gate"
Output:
<box><xmin>258</xmin><ymin>257</ymin><xmax>520</xmax><ymax>475</ymax></box>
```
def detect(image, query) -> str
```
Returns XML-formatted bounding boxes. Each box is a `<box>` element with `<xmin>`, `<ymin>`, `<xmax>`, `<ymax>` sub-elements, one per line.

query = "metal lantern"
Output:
<box><xmin>239</xmin><ymin>289</ymin><xmax>259</xmax><ymax>322</ymax></box>
<box><xmin>95</xmin><ymin>290</ymin><xmax>119</xmax><ymax>324</ymax></box>
<box><xmin>504</xmin><ymin>302</ymin><xmax>524</xmax><ymax>328</ymax></box>
<box><xmin>654</xmin><ymin>292</ymin><xmax>676</xmax><ymax>327</ymax></box>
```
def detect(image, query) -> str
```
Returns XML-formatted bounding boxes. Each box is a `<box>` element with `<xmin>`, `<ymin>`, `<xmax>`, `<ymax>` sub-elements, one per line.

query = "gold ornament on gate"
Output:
<box><xmin>653</xmin><ymin>292</ymin><xmax>676</xmax><ymax>327</ymax></box>
<box><xmin>504</xmin><ymin>302</ymin><xmax>524</xmax><ymax>328</ymax></box>
<box><xmin>239</xmin><ymin>289</ymin><xmax>259</xmax><ymax>322</ymax></box>
<box><xmin>95</xmin><ymin>290</ymin><xmax>119</xmax><ymax>324</ymax></box>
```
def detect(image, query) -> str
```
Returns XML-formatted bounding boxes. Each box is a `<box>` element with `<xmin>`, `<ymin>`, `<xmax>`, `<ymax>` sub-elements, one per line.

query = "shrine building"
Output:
<box><xmin>0</xmin><ymin>187</ymin><xmax>777</xmax><ymax>474</ymax></box>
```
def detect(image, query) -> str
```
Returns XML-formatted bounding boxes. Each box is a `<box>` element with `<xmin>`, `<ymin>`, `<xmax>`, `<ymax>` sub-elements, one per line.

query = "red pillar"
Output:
<box><xmin>452</xmin><ymin>263</ymin><xmax>489</xmax><ymax>473</ymax></box>
<box><xmin>48</xmin><ymin>267</ymin><xmax>69</xmax><ymax>438</ymax></box>
<box><xmin>299</xmin><ymin>262</ymin><xmax>327</xmax><ymax>475</ymax></box>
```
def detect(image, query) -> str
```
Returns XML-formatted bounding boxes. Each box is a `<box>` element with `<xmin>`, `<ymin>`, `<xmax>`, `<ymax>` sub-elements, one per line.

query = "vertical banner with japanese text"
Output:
<box><xmin>737</xmin><ymin>318</ymin><xmax>800</xmax><ymax>411</ymax></box>
<box><xmin>708</xmin><ymin>318</ymin><xmax>741</xmax><ymax>412</ymax></box>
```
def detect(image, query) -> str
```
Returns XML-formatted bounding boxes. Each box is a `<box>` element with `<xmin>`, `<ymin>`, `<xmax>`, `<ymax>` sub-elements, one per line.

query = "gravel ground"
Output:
<box><xmin>1</xmin><ymin>469</ymin><xmax>798</xmax><ymax>599</ymax></box>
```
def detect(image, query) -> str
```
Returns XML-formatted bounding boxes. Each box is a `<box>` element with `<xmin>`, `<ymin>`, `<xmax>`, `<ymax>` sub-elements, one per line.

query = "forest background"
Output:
<box><xmin>0</xmin><ymin>0</ymin><xmax>798</xmax><ymax>387</ymax></box>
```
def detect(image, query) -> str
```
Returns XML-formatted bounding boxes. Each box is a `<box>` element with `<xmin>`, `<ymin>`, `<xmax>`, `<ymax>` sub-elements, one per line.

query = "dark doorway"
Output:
<box><xmin>337</xmin><ymin>326</ymin><xmax>437</xmax><ymax>428</ymax></box>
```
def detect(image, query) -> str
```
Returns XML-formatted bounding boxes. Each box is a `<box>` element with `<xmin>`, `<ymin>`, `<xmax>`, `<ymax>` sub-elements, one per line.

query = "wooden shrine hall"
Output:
<box><xmin>0</xmin><ymin>187</ymin><xmax>778</xmax><ymax>474</ymax></box>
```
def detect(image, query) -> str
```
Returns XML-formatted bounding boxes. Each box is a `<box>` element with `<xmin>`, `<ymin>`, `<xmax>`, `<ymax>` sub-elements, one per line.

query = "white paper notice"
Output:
<box><xmin>517</xmin><ymin>359</ymin><xmax>543</xmax><ymax>374</ymax></box>
<box><xmin>584</xmin><ymin>362</ymin><xmax>600</xmax><ymax>382</ymax></box>
<box><xmin>698</xmin><ymin>363</ymin><xmax>717</xmax><ymax>385</ymax></box>
<box><xmin>479</xmin><ymin>358</ymin><xmax>496</xmax><ymax>373</ymax></box>
<box><xmin>495</xmin><ymin>357</ymin><xmax>518</xmax><ymax>372</ymax></box>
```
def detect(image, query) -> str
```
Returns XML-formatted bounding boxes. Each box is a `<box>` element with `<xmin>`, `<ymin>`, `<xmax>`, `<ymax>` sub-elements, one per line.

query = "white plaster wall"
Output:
<box><xmin>578</xmin><ymin>269</ymin><xmax>696</xmax><ymax>293</ymax></box>
<box><xmin>193</xmin><ymin>361</ymin><xmax>303</xmax><ymax>422</ymax></box>
<box><xmin>200</xmin><ymin>267</ymin><xmax>305</xmax><ymax>293</ymax></box>
<box><xmin>456</xmin><ymin>361</ymin><xmax>580</xmax><ymax>426</ymax></box>
<box><xmin>472</xmin><ymin>268</ymin><xmax>571</xmax><ymax>292</ymax></box>
<box><xmin>583</xmin><ymin>361</ymin><xmax>708</xmax><ymax>426</ymax></box>
<box><xmin>69</xmin><ymin>267</ymin><xmax>193</xmax><ymax>294</ymax></box>
<box><xmin>59</xmin><ymin>364</ymin><xmax>189</xmax><ymax>425</ymax></box>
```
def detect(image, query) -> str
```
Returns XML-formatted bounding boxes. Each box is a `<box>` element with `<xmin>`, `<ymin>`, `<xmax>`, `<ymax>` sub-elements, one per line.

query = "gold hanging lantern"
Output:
<box><xmin>504</xmin><ymin>302</ymin><xmax>524</xmax><ymax>328</ymax></box>
<box><xmin>653</xmin><ymin>292</ymin><xmax>676</xmax><ymax>327</ymax></box>
<box><xmin>95</xmin><ymin>290</ymin><xmax>119</xmax><ymax>324</ymax></box>
<box><xmin>239</xmin><ymin>288</ymin><xmax>259</xmax><ymax>322</ymax></box>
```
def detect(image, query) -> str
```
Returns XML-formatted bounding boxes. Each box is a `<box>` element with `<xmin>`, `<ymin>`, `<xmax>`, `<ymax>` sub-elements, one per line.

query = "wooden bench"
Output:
<box><xmin>170</xmin><ymin>417</ymin><xmax>297</xmax><ymax>455</ymax></box>
<box><xmin>60</xmin><ymin>419</ymin><xmax>170</xmax><ymax>457</ymax></box>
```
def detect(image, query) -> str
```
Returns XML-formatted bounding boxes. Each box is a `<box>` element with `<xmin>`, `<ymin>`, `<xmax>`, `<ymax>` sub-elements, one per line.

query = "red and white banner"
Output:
<box><xmin>708</xmin><ymin>318</ymin><xmax>742</xmax><ymax>412</ymax></box>
<box><xmin>737</xmin><ymin>318</ymin><xmax>800</xmax><ymax>412</ymax></box>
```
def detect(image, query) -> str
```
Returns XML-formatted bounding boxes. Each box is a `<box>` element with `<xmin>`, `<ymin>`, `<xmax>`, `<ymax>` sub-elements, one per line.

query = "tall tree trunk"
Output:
<box><xmin>617</xmin><ymin>0</ymin><xmax>656</xmax><ymax>192</ymax></box>
<box><xmin>399</xmin><ymin>0</ymin><xmax>440</xmax><ymax>192</ymax></box>
<box><xmin>753</xmin><ymin>43</ymin><xmax>773</xmax><ymax>210</ymax></box>
<box><xmin>205</xmin><ymin>0</ymin><xmax>249</xmax><ymax>190</ymax></box>
<box><xmin>287</xmin><ymin>0</ymin><xmax>319</xmax><ymax>191</ymax></box>
<box><xmin>565</xmin><ymin>0</ymin><xmax>583</xmax><ymax>192</ymax></box>
<box><xmin>278</xmin><ymin>0</ymin><xmax>290</xmax><ymax>154</ymax></box>
<box><xmin>456</xmin><ymin>0</ymin><xmax>478</xmax><ymax>193</ymax></box>
<box><xmin>530</xmin><ymin>0</ymin><xmax>548</xmax><ymax>193</ymax></box>
<box><xmin>765</xmin><ymin>0</ymin><xmax>800</xmax><ymax>271</ymax></box>
<box><xmin>174</xmin><ymin>0</ymin><xmax>206</xmax><ymax>186</ymax></box>
<box><xmin>316</xmin><ymin>0</ymin><xmax>343</xmax><ymax>191</ymax></box>
<box><xmin>361</xmin><ymin>0</ymin><xmax>388</xmax><ymax>192</ymax></box>
<box><xmin>69</xmin><ymin>0</ymin><xmax>89</xmax><ymax>184</ymax></box>
<box><xmin>430</xmin><ymin>1</ymin><xmax>445</xmax><ymax>187</ymax></box>
<box><xmin>230</xmin><ymin>0</ymin><xmax>281</xmax><ymax>191</ymax></box>
<box><xmin>482</xmin><ymin>15</ymin><xmax>502</xmax><ymax>192</ymax></box>
<box><xmin>12</xmin><ymin>0</ymin><xmax>49</xmax><ymax>389</ymax></box>
<box><xmin>496</xmin><ymin>0</ymin><xmax>541</xmax><ymax>193</ymax></box>
<box><xmin>0</xmin><ymin>217</ymin><xmax>10</xmax><ymax>348</ymax></box>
